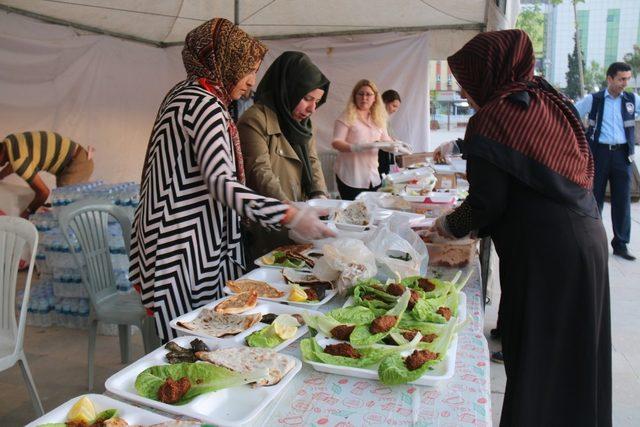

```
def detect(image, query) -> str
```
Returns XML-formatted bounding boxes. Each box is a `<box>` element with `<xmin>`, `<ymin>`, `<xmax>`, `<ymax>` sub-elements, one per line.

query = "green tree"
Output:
<box><xmin>565</xmin><ymin>35</ymin><xmax>585</xmax><ymax>99</ymax></box>
<box><xmin>516</xmin><ymin>3</ymin><xmax>545</xmax><ymax>56</ymax></box>
<box><xmin>551</xmin><ymin>0</ymin><xmax>585</xmax><ymax>97</ymax></box>
<box><xmin>583</xmin><ymin>61</ymin><xmax>605</xmax><ymax>94</ymax></box>
<box><xmin>623</xmin><ymin>45</ymin><xmax>640</xmax><ymax>93</ymax></box>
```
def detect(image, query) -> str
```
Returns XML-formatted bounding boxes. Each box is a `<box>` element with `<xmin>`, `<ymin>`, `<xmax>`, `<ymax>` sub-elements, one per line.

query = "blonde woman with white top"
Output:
<box><xmin>331</xmin><ymin>79</ymin><xmax>392</xmax><ymax>200</ymax></box>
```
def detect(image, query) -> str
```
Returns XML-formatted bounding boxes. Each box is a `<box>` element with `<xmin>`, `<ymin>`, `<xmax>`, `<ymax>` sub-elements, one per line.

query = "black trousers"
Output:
<box><xmin>592</xmin><ymin>143</ymin><xmax>632</xmax><ymax>251</ymax></box>
<box><xmin>336</xmin><ymin>175</ymin><xmax>380</xmax><ymax>200</ymax></box>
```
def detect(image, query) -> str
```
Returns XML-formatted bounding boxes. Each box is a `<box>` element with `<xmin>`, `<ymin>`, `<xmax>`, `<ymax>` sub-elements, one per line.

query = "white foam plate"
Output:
<box><xmin>26</xmin><ymin>394</ymin><xmax>172</xmax><ymax>427</ymax></box>
<box><xmin>305</xmin><ymin>334</ymin><xmax>458</xmax><ymax>386</ymax></box>
<box><xmin>223</xmin><ymin>267</ymin><xmax>336</xmax><ymax>308</ymax></box>
<box><xmin>169</xmin><ymin>297</ymin><xmax>311</xmax><ymax>351</ymax></box>
<box><xmin>385</xmin><ymin>167</ymin><xmax>434</xmax><ymax>184</ymax></box>
<box><xmin>105</xmin><ymin>336</ymin><xmax>302</xmax><ymax>427</ymax></box>
<box><xmin>333</xmin><ymin>221</ymin><xmax>376</xmax><ymax>232</ymax></box>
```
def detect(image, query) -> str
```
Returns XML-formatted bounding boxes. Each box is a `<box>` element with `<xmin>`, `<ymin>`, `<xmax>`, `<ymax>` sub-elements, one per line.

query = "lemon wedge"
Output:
<box><xmin>273</xmin><ymin>314</ymin><xmax>299</xmax><ymax>340</ymax></box>
<box><xmin>68</xmin><ymin>396</ymin><xmax>96</xmax><ymax>424</ymax></box>
<box><xmin>261</xmin><ymin>254</ymin><xmax>275</xmax><ymax>265</ymax></box>
<box><xmin>288</xmin><ymin>284</ymin><xmax>308</xmax><ymax>302</ymax></box>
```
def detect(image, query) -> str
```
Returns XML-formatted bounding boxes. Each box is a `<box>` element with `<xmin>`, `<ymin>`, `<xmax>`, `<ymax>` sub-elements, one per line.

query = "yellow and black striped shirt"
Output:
<box><xmin>2</xmin><ymin>131</ymin><xmax>77</xmax><ymax>182</ymax></box>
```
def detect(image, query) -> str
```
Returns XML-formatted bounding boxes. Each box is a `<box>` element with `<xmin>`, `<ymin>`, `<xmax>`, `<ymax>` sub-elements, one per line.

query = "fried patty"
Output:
<box><xmin>436</xmin><ymin>306</ymin><xmax>452</xmax><ymax>321</ymax></box>
<box><xmin>324</xmin><ymin>342</ymin><xmax>361</xmax><ymax>359</ymax></box>
<box><xmin>386</xmin><ymin>283</ymin><xmax>406</xmax><ymax>296</ymax></box>
<box><xmin>370</xmin><ymin>315</ymin><xmax>397</xmax><ymax>334</ymax></box>
<box><xmin>330</xmin><ymin>324</ymin><xmax>356</xmax><ymax>341</ymax></box>
<box><xmin>417</xmin><ymin>278</ymin><xmax>436</xmax><ymax>292</ymax></box>
<box><xmin>405</xmin><ymin>349</ymin><xmax>439</xmax><ymax>371</ymax></box>
<box><xmin>157</xmin><ymin>376</ymin><xmax>191</xmax><ymax>404</ymax></box>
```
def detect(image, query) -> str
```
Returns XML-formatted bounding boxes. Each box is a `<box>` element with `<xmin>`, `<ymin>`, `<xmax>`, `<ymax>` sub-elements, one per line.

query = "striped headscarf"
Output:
<box><xmin>182</xmin><ymin>18</ymin><xmax>267</xmax><ymax>183</ymax></box>
<box><xmin>448</xmin><ymin>29</ymin><xmax>594</xmax><ymax>190</ymax></box>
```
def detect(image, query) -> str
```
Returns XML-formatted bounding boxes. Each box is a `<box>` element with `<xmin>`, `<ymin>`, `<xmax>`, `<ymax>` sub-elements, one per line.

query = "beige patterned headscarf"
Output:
<box><xmin>182</xmin><ymin>18</ymin><xmax>267</xmax><ymax>183</ymax></box>
<box><xmin>182</xmin><ymin>18</ymin><xmax>267</xmax><ymax>106</ymax></box>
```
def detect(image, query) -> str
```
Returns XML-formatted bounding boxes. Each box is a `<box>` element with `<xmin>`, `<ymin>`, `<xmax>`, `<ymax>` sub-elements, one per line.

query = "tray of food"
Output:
<box><xmin>255</xmin><ymin>243</ymin><xmax>319</xmax><ymax>271</ymax></box>
<box><xmin>169</xmin><ymin>295</ymin><xmax>312</xmax><ymax>351</ymax></box>
<box><xmin>224</xmin><ymin>267</ymin><xmax>336</xmax><ymax>307</ymax></box>
<box><xmin>333</xmin><ymin>201</ymin><xmax>375</xmax><ymax>231</ymax></box>
<box><xmin>105</xmin><ymin>336</ymin><xmax>301</xmax><ymax>427</ymax></box>
<box><xmin>299</xmin><ymin>289</ymin><xmax>461</xmax><ymax>386</ymax></box>
<box><xmin>26</xmin><ymin>394</ymin><xmax>174</xmax><ymax>427</ymax></box>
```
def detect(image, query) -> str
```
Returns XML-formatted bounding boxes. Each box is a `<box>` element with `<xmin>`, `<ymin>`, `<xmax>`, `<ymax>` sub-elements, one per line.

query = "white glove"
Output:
<box><xmin>285</xmin><ymin>205</ymin><xmax>336</xmax><ymax>240</ymax></box>
<box><xmin>387</xmin><ymin>141</ymin><xmax>412</xmax><ymax>155</ymax></box>
<box><xmin>350</xmin><ymin>141</ymin><xmax>378</xmax><ymax>152</ymax></box>
<box><xmin>433</xmin><ymin>140</ymin><xmax>456</xmax><ymax>164</ymax></box>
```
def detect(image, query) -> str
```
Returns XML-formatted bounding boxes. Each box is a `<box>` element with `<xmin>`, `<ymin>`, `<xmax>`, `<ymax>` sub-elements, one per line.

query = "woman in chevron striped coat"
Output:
<box><xmin>129</xmin><ymin>18</ymin><xmax>334</xmax><ymax>341</ymax></box>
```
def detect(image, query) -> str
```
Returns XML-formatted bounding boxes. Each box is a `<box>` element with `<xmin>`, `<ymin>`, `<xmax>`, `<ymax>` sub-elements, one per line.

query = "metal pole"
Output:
<box><xmin>234</xmin><ymin>0</ymin><xmax>240</xmax><ymax>25</ymax></box>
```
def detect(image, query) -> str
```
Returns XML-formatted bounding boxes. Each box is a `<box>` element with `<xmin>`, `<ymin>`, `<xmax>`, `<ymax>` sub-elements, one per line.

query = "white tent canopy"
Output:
<box><xmin>0</xmin><ymin>1</ymin><xmax>519</xmax><ymax>188</ymax></box>
<box><xmin>0</xmin><ymin>0</ymin><xmax>513</xmax><ymax>45</ymax></box>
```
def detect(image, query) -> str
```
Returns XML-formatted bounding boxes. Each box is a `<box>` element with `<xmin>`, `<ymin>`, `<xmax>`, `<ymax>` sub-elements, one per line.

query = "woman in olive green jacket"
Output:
<box><xmin>238</xmin><ymin>51</ymin><xmax>330</xmax><ymax>258</ymax></box>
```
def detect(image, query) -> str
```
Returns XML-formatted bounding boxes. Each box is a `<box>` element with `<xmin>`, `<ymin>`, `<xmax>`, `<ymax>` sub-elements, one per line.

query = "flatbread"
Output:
<box><xmin>227</xmin><ymin>279</ymin><xmax>285</xmax><ymax>298</ymax></box>
<box><xmin>335</xmin><ymin>201</ymin><xmax>370</xmax><ymax>226</ymax></box>
<box><xmin>176</xmin><ymin>309</ymin><xmax>262</xmax><ymax>337</ymax></box>
<box><xmin>214</xmin><ymin>291</ymin><xmax>258</xmax><ymax>314</ymax></box>
<box><xmin>195</xmin><ymin>347</ymin><xmax>296</xmax><ymax>386</ymax></box>
<box><xmin>273</xmin><ymin>243</ymin><xmax>313</xmax><ymax>253</ymax></box>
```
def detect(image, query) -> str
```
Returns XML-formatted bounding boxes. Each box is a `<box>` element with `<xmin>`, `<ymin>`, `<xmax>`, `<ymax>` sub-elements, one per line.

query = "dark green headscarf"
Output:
<box><xmin>254</xmin><ymin>51</ymin><xmax>330</xmax><ymax>196</ymax></box>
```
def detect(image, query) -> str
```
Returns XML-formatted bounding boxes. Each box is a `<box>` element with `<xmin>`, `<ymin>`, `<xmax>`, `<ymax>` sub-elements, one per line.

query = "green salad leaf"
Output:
<box><xmin>350</xmin><ymin>290</ymin><xmax>411</xmax><ymax>346</ymax></box>
<box><xmin>135</xmin><ymin>362</ymin><xmax>266</xmax><ymax>405</ymax></box>
<box><xmin>245</xmin><ymin>326</ymin><xmax>283</xmax><ymax>348</ymax></box>
<box><xmin>378</xmin><ymin>315</ymin><xmax>458</xmax><ymax>385</ymax></box>
<box><xmin>327</xmin><ymin>306</ymin><xmax>376</xmax><ymax>325</ymax></box>
<box><xmin>302</xmin><ymin>312</ymin><xmax>344</xmax><ymax>336</ymax></box>
<box><xmin>402</xmin><ymin>276</ymin><xmax>452</xmax><ymax>299</ymax></box>
<box><xmin>272</xmin><ymin>251</ymin><xmax>307</xmax><ymax>269</ymax></box>
<box><xmin>92</xmin><ymin>409</ymin><xmax>118</xmax><ymax>424</ymax></box>
<box><xmin>300</xmin><ymin>338</ymin><xmax>392</xmax><ymax>368</ymax></box>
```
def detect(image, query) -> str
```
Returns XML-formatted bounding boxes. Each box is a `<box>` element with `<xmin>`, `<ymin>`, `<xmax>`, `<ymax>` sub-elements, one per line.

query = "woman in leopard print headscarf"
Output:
<box><xmin>130</xmin><ymin>18</ymin><xmax>334</xmax><ymax>342</ymax></box>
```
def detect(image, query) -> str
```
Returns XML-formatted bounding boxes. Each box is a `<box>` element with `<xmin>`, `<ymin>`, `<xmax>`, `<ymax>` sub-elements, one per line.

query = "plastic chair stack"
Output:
<box><xmin>58</xmin><ymin>199</ymin><xmax>158</xmax><ymax>390</ymax></box>
<box><xmin>0</xmin><ymin>216</ymin><xmax>44</xmax><ymax>416</ymax></box>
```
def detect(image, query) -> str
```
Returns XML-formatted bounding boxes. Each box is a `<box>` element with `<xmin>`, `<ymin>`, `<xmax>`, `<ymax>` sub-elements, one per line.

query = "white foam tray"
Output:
<box><xmin>26</xmin><ymin>393</ymin><xmax>172</xmax><ymax>427</ymax></box>
<box><xmin>305</xmin><ymin>334</ymin><xmax>458</xmax><ymax>387</ymax></box>
<box><xmin>170</xmin><ymin>297</ymin><xmax>312</xmax><ymax>351</ymax></box>
<box><xmin>225</xmin><ymin>267</ymin><xmax>336</xmax><ymax>308</ymax></box>
<box><xmin>105</xmin><ymin>336</ymin><xmax>302</xmax><ymax>427</ymax></box>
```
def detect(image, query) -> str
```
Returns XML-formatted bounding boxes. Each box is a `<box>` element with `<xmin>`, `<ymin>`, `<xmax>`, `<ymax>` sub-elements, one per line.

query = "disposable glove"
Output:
<box><xmin>285</xmin><ymin>205</ymin><xmax>336</xmax><ymax>240</ymax></box>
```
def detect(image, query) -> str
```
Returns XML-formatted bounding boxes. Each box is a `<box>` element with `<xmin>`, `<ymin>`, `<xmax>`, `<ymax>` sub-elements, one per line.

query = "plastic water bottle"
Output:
<box><xmin>39</xmin><ymin>296</ymin><xmax>52</xmax><ymax>327</ymax></box>
<box><xmin>54</xmin><ymin>298</ymin><xmax>63</xmax><ymax>326</ymax></box>
<box><xmin>78</xmin><ymin>299</ymin><xmax>90</xmax><ymax>329</ymax></box>
<box><xmin>61</xmin><ymin>298</ymin><xmax>71</xmax><ymax>328</ymax></box>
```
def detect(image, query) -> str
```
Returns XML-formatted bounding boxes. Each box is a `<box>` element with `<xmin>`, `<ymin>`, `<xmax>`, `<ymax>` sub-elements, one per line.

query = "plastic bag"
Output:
<box><xmin>366</xmin><ymin>215</ymin><xmax>428</xmax><ymax>280</ymax></box>
<box><xmin>312</xmin><ymin>238</ymin><xmax>377</xmax><ymax>295</ymax></box>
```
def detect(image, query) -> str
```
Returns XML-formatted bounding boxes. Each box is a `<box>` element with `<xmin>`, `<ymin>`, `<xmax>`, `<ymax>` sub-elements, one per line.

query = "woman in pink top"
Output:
<box><xmin>331</xmin><ymin>79</ymin><xmax>392</xmax><ymax>200</ymax></box>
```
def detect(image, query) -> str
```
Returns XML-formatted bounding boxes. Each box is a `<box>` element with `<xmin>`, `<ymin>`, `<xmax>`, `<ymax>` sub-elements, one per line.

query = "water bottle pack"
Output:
<box><xmin>26</xmin><ymin>180</ymin><xmax>141</xmax><ymax>332</ymax></box>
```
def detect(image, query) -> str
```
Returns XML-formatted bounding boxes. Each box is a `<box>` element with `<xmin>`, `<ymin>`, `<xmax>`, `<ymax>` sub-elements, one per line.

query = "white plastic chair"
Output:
<box><xmin>0</xmin><ymin>216</ymin><xmax>45</xmax><ymax>416</ymax></box>
<box><xmin>58</xmin><ymin>199</ymin><xmax>158</xmax><ymax>390</ymax></box>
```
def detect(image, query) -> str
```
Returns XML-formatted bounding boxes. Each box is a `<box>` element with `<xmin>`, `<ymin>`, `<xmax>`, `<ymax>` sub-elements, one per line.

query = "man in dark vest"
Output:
<box><xmin>575</xmin><ymin>62</ymin><xmax>639</xmax><ymax>260</ymax></box>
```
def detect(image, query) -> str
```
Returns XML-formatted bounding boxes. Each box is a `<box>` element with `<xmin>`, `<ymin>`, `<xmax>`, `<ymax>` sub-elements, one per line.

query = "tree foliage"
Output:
<box><xmin>583</xmin><ymin>61</ymin><xmax>605</xmax><ymax>94</ymax></box>
<box><xmin>623</xmin><ymin>45</ymin><xmax>640</xmax><ymax>92</ymax></box>
<box><xmin>565</xmin><ymin>35</ymin><xmax>585</xmax><ymax>99</ymax></box>
<box><xmin>516</xmin><ymin>3</ymin><xmax>545</xmax><ymax>56</ymax></box>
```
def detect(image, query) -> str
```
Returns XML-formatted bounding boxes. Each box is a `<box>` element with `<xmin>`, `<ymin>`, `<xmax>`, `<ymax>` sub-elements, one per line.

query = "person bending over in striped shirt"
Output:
<box><xmin>0</xmin><ymin>131</ymin><xmax>94</xmax><ymax>218</ymax></box>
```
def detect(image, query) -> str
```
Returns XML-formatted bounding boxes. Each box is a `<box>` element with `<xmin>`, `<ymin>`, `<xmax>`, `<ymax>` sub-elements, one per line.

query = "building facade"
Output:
<box><xmin>538</xmin><ymin>0</ymin><xmax>640</xmax><ymax>89</ymax></box>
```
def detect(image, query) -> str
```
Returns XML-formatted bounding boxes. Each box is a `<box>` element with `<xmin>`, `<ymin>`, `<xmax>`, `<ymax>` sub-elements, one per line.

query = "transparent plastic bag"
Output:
<box><xmin>366</xmin><ymin>215</ymin><xmax>428</xmax><ymax>280</ymax></box>
<box><xmin>312</xmin><ymin>238</ymin><xmax>377</xmax><ymax>295</ymax></box>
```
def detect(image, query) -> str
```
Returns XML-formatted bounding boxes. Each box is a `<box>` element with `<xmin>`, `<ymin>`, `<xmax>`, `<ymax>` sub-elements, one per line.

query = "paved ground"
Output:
<box><xmin>486</xmin><ymin>198</ymin><xmax>640</xmax><ymax>426</ymax></box>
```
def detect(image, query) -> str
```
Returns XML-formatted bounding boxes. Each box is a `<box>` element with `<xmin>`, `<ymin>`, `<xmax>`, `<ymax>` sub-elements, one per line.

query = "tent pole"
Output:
<box><xmin>234</xmin><ymin>0</ymin><xmax>239</xmax><ymax>25</ymax></box>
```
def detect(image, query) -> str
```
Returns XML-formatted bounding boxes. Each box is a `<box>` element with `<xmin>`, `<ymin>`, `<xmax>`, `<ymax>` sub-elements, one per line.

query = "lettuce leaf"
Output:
<box><xmin>300</xmin><ymin>338</ymin><xmax>392</xmax><ymax>368</ymax></box>
<box><xmin>401</xmin><ymin>276</ymin><xmax>452</xmax><ymax>299</ymax></box>
<box><xmin>302</xmin><ymin>312</ymin><xmax>344</xmax><ymax>336</ymax></box>
<box><xmin>378</xmin><ymin>317</ymin><xmax>458</xmax><ymax>385</ymax></box>
<box><xmin>327</xmin><ymin>306</ymin><xmax>376</xmax><ymax>325</ymax></box>
<box><xmin>135</xmin><ymin>362</ymin><xmax>266</xmax><ymax>404</ymax></box>
<box><xmin>245</xmin><ymin>326</ymin><xmax>283</xmax><ymax>348</ymax></box>
<box><xmin>350</xmin><ymin>290</ymin><xmax>411</xmax><ymax>346</ymax></box>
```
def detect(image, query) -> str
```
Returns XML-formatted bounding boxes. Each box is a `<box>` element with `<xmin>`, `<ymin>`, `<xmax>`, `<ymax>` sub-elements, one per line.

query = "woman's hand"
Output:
<box><xmin>433</xmin><ymin>140</ymin><xmax>456</xmax><ymax>164</ymax></box>
<box><xmin>283</xmin><ymin>205</ymin><xmax>336</xmax><ymax>240</ymax></box>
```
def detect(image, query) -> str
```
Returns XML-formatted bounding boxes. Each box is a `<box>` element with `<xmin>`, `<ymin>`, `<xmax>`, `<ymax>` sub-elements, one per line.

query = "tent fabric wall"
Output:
<box><xmin>1</xmin><ymin>11</ymin><xmax>444</xmax><ymax>186</ymax></box>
